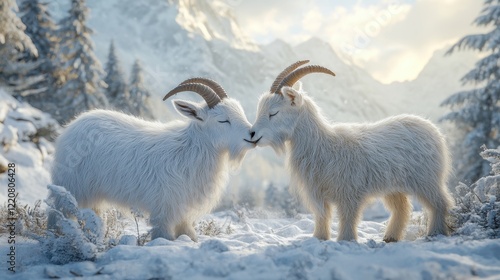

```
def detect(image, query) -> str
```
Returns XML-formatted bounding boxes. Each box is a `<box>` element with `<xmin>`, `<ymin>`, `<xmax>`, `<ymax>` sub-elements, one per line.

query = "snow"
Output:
<box><xmin>0</xmin><ymin>89</ymin><xmax>59</xmax><ymax>204</ymax></box>
<box><xmin>2</xmin><ymin>210</ymin><xmax>500</xmax><ymax>279</ymax></box>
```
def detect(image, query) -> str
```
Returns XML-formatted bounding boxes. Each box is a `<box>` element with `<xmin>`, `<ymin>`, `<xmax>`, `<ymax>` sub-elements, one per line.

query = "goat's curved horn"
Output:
<box><xmin>270</xmin><ymin>60</ymin><xmax>310</xmax><ymax>93</ymax></box>
<box><xmin>163</xmin><ymin>83</ymin><xmax>221</xmax><ymax>109</ymax></box>
<box><xmin>179</xmin><ymin>78</ymin><xmax>228</xmax><ymax>99</ymax></box>
<box><xmin>276</xmin><ymin>65</ymin><xmax>336</xmax><ymax>94</ymax></box>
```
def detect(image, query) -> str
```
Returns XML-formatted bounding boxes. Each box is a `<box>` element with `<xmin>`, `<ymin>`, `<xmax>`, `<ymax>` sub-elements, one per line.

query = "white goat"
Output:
<box><xmin>49</xmin><ymin>79</ymin><xmax>255</xmax><ymax>241</ymax></box>
<box><xmin>249</xmin><ymin>61</ymin><xmax>453</xmax><ymax>242</ymax></box>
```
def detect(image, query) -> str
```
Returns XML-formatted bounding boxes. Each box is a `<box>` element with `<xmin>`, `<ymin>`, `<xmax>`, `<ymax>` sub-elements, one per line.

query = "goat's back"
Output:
<box><xmin>50</xmin><ymin>110</ymin><xmax>182</xmax><ymax>208</ymax></box>
<box><xmin>290</xmin><ymin>114</ymin><xmax>450</xmax><ymax>197</ymax></box>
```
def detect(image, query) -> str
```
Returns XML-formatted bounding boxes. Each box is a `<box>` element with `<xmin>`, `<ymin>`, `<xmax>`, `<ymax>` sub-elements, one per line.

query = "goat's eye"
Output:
<box><xmin>218</xmin><ymin>120</ymin><xmax>231</xmax><ymax>124</ymax></box>
<box><xmin>269</xmin><ymin>111</ymin><xmax>279</xmax><ymax>119</ymax></box>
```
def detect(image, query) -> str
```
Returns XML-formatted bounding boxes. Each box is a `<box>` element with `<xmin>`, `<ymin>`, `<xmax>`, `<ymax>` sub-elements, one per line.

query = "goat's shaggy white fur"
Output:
<box><xmin>49</xmin><ymin>98</ymin><xmax>254</xmax><ymax>241</ymax></box>
<box><xmin>250</xmin><ymin>82</ymin><xmax>453</xmax><ymax>242</ymax></box>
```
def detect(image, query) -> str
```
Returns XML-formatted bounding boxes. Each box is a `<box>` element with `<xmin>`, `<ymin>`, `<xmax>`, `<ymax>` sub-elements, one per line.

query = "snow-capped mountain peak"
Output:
<box><xmin>175</xmin><ymin>0</ymin><xmax>258</xmax><ymax>51</ymax></box>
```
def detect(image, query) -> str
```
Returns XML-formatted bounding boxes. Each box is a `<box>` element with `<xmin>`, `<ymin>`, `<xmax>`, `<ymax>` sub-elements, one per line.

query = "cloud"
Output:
<box><xmin>230</xmin><ymin>0</ymin><xmax>311</xmax><ymax>43</ymax></box>
<box><xmin>351</xmin><ymin>0</ymin><xmax>484</xmax><ymax>83</ymax></box>
<box><xmin>229</xmin><ymin>0</ymin><xmax>485</xmax><ymax>83</ymax></box>
<box><xmin>302</xmin><ymin>7</ymin><xmax>324</xmax><ymax>33</ymax></box>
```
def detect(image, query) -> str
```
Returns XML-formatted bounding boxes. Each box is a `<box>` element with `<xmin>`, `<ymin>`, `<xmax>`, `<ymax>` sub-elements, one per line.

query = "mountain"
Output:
<box><xmin>49</xmin><ymin>0</ymin><xmax>389</xmax><ymax>122</ymax></box>
<box><xmin>382</xmin><ymin>48</ymin><xmax>479</xmax><ymax>120</ymax></box>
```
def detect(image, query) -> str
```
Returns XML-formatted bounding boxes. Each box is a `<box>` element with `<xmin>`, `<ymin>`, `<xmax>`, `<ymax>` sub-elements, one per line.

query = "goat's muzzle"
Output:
<box><xmin>244</xmin><ymin>136</ymin><xmax>262</xmax><ymax>145</ymax></box>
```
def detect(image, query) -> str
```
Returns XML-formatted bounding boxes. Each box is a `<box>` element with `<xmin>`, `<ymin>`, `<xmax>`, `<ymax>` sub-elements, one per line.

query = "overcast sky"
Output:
<box><xmin>230</xmin><ymin>0</ymin><xmax>484</xmax><ymax>84</ymax></box>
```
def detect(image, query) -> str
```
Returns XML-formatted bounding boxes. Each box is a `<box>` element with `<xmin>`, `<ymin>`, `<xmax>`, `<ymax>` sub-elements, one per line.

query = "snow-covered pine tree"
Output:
<box><xmin>128</xmin><ymin>59</ymin><xmax>155</xmax><ymax>119</ymax></box>
<box><xmin>440</xmin><ymin>0</ymin><xmax>500</xmax><ymax>184</ymax></box>
<box><xmin>104</xmin><ymin>40</ymin><xmax>131</xmax><ymax>112</ymax></box>
<box><xmin>451</xmin><ymin>145</ymin><xmax>500</xmax><ymax>238</ymax></box>
<box><xmin>0</xmin><ymin>0</ymin><xmax>39</xmax><ymax>89</ymax></box>
<box><xmin>19</xmin><ymin>0</ymin><xmax>57</xmax><ymax>61</ymax></box>
<box><xmin>51</xmin><ymin>0</ymin><xmax>108</xmax><ymax>124</ymax></box>
<box><xmin>18</xmin><ymin>0</ymin><xmax>60</xmax><ymax>105</ymax></box>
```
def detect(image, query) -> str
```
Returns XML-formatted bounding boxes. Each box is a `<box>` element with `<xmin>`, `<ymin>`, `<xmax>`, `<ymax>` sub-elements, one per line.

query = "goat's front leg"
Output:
<box><xmin>312</xmin><ymin>200</ymin><xmax>333</xmax><ymax>240</ymax></box>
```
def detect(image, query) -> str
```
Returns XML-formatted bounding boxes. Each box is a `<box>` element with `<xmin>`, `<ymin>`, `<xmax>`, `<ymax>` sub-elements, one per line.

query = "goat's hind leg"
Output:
<box><xmin>417</xmin><ymin>188</ymin><xmax>451</xmax><ymax>237</ymax></box>
<box><xmin>175</xmin><ymin>221</ymin><xmax>198</xmax><ymax>242</ymax></box>
<box><xmin>337</xmin><ymin>199</ymin><xmax>363</xmax><ymax>242</ymax></box>
<box><xmin>383</xmin><ymin>192</ymin><xmax>412</xmax><ymax>242</ymax></box>
<box><xmin>150</xmin><ymin>214</ymin><xmax>176</xmax><ymax>240</ymax></box>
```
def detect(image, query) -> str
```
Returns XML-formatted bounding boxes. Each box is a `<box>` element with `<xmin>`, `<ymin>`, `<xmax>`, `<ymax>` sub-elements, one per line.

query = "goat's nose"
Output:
<box><xmin>250</xmin><ymin>131</ymin><xmax>255</xmax><ymax>138</ymax></box>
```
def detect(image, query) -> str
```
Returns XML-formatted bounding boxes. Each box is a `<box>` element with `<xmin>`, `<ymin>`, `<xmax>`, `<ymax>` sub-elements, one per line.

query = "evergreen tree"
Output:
<box><xmin>440</xmin><ymin>0</ymin><xmax>500</xmax><ymax>184</ymax></box>
<box><xmin>52</xmin><ymin>0</ymin><xmax>108</xmax><ymax>124</ymax></box>
<box><xmin>104</xmin><ymin>40</ymin><xmax>131</xmax><ymax>112</ymax></box>
<box><xmin>19</xmin><ymin>0</ymin><xmax>57</xmax><ymax>62</ymax></box>
<box><xmin>129</xmin><ymin>59</ymin><xmax>155</xmax><ymax>119</ymax></box>
<box><xmin>18</xmin><ymin>0</ymin><xmax>60</xmax><ymax>104</ymax></box>
<box><xmin>0</xmin><ymin>0</ymin><xmax>38</xmax><ymax>88</ymax></box>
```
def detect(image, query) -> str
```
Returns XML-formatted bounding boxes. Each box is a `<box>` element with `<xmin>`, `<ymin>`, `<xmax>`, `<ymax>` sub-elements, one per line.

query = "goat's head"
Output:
<box><xmin>164</xmin><ymin>78</ymin><xmax>254</xmax><ymax>161</ymax></box>
<box><xmin>249</xmin><ymin>61</ymin><xmax>335</xmax><ymax>153</ymax></box>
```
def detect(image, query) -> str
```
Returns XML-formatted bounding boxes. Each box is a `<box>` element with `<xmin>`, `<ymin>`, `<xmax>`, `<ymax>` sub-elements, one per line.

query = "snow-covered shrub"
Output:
<box><xmin>196</xmin><ymin>219</ymin><xmax>233</xmax><ymax>237</ymax></box>
<box><xmin>102</xmin><ymin>208</ymin><xmax>126</xmax><ymax>246</ymax></box>
<box><xmin>43</xmin><ymin>184</ymin><xmax>104</xmax><ymax>264</ymax></box>
<box><xmin>130</xmin><ymin>208</ymin><xmax>150</xmax><ymax>246</ymax></box>
<box><xmin>0</xmin><ymin>199</ymin><xmax>47</xmax><ymax>236</ymax></box>
<box><xmin>451</xmin><ymin>146</ymin><xmax>500</xmax><ymax>238</ymax></box>
<box><xmin>14</xmin><ymin>199</ymin><xmax>46</xmax><ymax>236</ymax></box>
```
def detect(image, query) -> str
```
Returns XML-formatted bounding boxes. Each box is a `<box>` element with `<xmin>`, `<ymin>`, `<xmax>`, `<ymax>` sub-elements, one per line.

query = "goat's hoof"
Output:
<box><xmin>383</xmin><ymin>237</ymin><xmax>398</xmax><ymax>243</ymax></box>
<box><xmin>313</xmin><ymin>234</ymin><xmax>331</xmax><ymax>241</ymax></box>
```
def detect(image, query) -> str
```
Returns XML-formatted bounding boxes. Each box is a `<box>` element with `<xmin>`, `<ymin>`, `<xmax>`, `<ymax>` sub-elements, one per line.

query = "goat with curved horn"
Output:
<box><xmin>270</xmin><ymin>60</ymin><xmax>310</xmax><ymax>93</ymax></box>
<box><xmin>163</xmin><ymin>83</ymin><xmax>221</xmax><ymax>109</ymax></box>
<box><xmin>250</xmin><ymin>62</ymin><xmax>452</xmax><ymax>243</ymax></box>
<box><xmin>50</xmin><ymin>78</ymin><xmax>255</xmax><ymax>242</ymax></box>
<box><xmin>179</xmin><ymin>77</ymin><xmax>228</xmax><ymax>99</ymax></box>
<box><xmin>275</xmin><ymin>65</ymin><xmax>336</xmax><ymax>94</ymax></box>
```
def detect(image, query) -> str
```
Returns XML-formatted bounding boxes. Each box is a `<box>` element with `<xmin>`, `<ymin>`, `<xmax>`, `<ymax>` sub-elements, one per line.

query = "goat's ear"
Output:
<box><xmin>173</xmin><ymin>100</ymin><xmax>206</xmax><ymax>122</ymax></box>
<box><xmin>281</xmin><ymin>85</ymin><xmax>304</xmax><ymax>107</ymax></box>
<box><xmin>292</xmin><ymin>81</ymin><xmax>303</xmax><ymax>92</ymax></box>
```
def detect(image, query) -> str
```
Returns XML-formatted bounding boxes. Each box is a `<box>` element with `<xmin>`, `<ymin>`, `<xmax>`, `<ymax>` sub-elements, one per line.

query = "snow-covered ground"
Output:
<box><xmin>0</xmin><ymin>89</ymin><xmax>59</xmax><ymax>205</ymax></box>
<box><xmin>2</xmin><ymin>210</ymin><xmax>500</xmax><ymax>279</ymax></box>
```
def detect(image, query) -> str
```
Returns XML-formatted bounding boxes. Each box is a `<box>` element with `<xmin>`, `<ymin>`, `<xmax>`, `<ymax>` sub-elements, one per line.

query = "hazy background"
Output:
<box><xmin>231</xmin><ymin>0</ymin><xmax>483</xmax><ymax>83</ymax></box>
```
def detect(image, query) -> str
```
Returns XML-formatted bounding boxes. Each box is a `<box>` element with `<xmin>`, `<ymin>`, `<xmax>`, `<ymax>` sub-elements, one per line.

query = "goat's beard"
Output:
<box><xmin>268</xmin><ymin>132</ymin><xmax>288</xmax><ymax>156</ymax></box>
<box><xmin>227</xmin><ymin>145</ymin><xmax>248</xmax><ymax>171</ymax></box>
